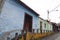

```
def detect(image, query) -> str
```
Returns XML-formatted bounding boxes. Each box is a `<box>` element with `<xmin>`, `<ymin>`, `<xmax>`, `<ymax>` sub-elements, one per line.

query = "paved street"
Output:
<box><xmin>39</xmin><ymin>32</ymin><xmax>60</xmax><ymax>40</ymax></box>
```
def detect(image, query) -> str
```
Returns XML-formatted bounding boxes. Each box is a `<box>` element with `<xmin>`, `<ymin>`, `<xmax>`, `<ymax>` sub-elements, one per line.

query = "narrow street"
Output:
<box><xmin>39</xmin><ymin>32</ymin><xmax>60</xmax><ymax>40</ymax></box>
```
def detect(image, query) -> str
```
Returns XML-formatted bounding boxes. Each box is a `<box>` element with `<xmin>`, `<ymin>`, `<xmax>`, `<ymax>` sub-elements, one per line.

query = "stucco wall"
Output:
<box><xmin>0</xmin><ymin>0</ymin><xmax>39</xmax><ymax>39</ymax></box>
<box><xmin>38</xmin><ymin>18</ymin><xmax>53</xmax><ymax>33</ymax></box>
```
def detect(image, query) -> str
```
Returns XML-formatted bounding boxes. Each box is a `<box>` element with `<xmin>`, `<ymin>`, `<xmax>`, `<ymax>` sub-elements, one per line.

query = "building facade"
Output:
<box><xmin>52</xmin><ymin>23</ymin><xmax>59</xmax><ymax>32</ymax></box>
<box><xmin>38</xmin><ymin>17</ymin><xmax>53</xmax><ymax>33</ymax></box>
<box><xmin>0</xmin><ymin>0</ymin><xmax>39</xmax><ymax>40</ymax></box>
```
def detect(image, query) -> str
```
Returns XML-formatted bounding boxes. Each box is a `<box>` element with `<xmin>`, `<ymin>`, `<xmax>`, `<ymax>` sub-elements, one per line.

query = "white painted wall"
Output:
<box><xmin>38</xmin><ymin>17</ymin><xmax>53</xmax><ymax>33</ymax></box>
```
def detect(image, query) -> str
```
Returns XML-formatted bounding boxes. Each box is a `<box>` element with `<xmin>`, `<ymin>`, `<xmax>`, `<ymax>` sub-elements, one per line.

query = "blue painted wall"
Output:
<box><xmin>0</xmin><ymin>0</ymin><xmax>39</xmax><ymax>34</ymax></box>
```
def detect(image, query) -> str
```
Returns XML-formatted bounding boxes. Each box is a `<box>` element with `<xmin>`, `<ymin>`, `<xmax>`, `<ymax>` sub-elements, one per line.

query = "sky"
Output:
<box><xmin>21</xmin><ymin>0</ymin><xmax>60</xmax><ymax>23</ymax></box>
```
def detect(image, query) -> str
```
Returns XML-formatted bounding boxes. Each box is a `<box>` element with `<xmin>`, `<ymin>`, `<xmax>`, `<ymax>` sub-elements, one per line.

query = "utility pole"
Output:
<box><xmin>47</xmin><ymin>9</ymin><xmax>58</xmax><ymax>21</ymax></box>
<box><xmin>47</xmin><ymin>10</ymin><xmax>49</xmax><ymax>21</ymax></box>
<box><xmin>47</xmin><ymin>4</ymin><xmax>60</xmax><ymax>21</ymax></box>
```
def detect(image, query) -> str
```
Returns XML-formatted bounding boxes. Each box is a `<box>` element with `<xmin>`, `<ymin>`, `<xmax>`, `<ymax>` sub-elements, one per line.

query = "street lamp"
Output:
<box><xmin>47</xmin><ymin>9</ymin><xmax>58</xmax><ymax>21</ymax></box>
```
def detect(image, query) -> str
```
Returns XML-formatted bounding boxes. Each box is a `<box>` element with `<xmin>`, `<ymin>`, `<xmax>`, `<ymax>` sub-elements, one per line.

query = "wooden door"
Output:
<box><xmin>23</xmin><ymin>13</ymin><xmax>32</xmax><ymax>32</ymax></box>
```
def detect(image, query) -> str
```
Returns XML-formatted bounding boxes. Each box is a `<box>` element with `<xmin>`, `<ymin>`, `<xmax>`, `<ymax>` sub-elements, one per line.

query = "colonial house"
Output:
<box><xmin>0</xmin><ymin>0</ymin><xmax>39</xmax><ymax>40</ymax></box>
<box><xmin>46</xmin><ymin>20</ymin><xmax>53</xmax><ymax>32</ymax></box>
<box><xmin>38</xmin><ymin>17</ymin><xmax>53</xmax><ymax>33</ymax></box>
<box><xmin>52</xmin><ymin>23</ymin><xmax>59</xmax><ymax>32</ymax></box>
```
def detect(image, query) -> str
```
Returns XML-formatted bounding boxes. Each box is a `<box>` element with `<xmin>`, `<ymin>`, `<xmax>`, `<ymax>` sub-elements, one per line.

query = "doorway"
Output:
<box><xmin>23</xmin><ymin>13</ymin><xmax>32</xmax><ymax>32</ymax></box>
<box><xmin>40</xmin><ymin>21</ymin><xmax>42</xmax><ymax>34</ymax></box>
